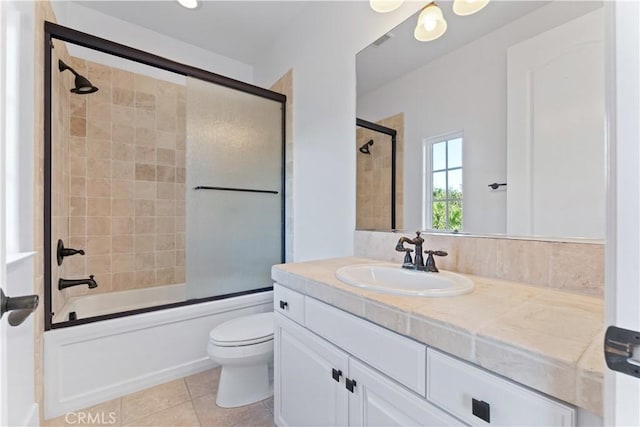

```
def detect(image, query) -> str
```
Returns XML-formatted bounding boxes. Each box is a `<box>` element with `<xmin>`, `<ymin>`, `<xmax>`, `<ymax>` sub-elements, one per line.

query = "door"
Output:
<box><xmin>274</xmin><ymin>314</ymin><xmax>349</xmax><ymax>426</ymax></box>
<box><xmin>506</xmin><ymin>7</ymin><xmax>605</xmax><ymax>239</ymax></box>
<box><xmin>347</xmin><ymin>358</ymin><xmax>461</xmax><ymax>426</ymax></box>
<box><xmin>0</xmin><ymin>0</ymin><xmax>7</xmax><ymax>422</ymax></box>
<box><xmin>1</xmin><ymin>1</ymin><xmax>39</xmax><ymax>425</ymax></box>
<box><xmin>606</xmin><ymin>1</ymin><xmax>640</xmax><ymax>425</ymax></box>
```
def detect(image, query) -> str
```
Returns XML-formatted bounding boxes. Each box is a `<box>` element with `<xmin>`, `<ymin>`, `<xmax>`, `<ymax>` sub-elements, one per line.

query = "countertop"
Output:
<box><xmin>272</xmin><ymin>257</ymin><xmax>604</xmax><ymax>415</ymax></box>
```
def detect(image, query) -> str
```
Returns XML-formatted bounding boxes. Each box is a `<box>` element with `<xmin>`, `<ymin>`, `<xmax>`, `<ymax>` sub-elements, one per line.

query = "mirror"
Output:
<box><xmin>356</xmin><ymin>0</ymin><xmax>605</xmax><ymax>240</ymax></box>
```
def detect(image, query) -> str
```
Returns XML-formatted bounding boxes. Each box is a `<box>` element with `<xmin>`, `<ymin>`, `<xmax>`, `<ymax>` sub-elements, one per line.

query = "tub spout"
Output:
<box><xmin>59</xmin><ymin>275</ymin><xmax>98</xmax><ymax>290</ymax></box>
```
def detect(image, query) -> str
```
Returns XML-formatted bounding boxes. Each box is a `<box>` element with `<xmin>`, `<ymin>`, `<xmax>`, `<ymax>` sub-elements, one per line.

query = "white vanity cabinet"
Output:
<box><xmin>273</xmin><ymin>284</ymin><xmax>577</xmax><ymax>427</ymax></box>
<box><xmin>274</xmin><ymin>314</ymin><xmax>349</xmax><ymax>426</ymax></box>
<box><xmin>274</xmin><ymin>313</ymin><xmax>459</xmax><ymax>427</ymax></box>
<box><xmin>347</xmin><ymin>357</ymin><xmax>461</xmax><ymax>426</ymax></box>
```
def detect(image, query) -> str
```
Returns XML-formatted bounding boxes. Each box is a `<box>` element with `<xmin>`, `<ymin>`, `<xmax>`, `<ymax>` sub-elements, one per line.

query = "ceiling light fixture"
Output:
<box><xmin>370</xmin><ymin>0</ymin><xmax>490</xmax><ymax>42</ymax></box>
<box><xmin>453</xmin><ymin>0</ymin><xmax>490</xmax><ymax>16</ymax></box>
<box><xmin>177</xmin><ymin>0</ymin><xmax>198</xmax><ymax>9</ymax></box>
<box><xmin>414</xmin><ymin>3</ymin><xmax>447</xmax><ymax>42</ymax></box>
<box><xmin>369</xmin><ymin>0</ymin><xmax>405</xmax><ymax>13</ymax></box>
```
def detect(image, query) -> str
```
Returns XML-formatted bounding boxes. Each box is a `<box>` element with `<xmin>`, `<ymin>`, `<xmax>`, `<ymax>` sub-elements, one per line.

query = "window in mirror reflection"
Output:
<box><xmin>425</xmin><ymin>134</ymin><xmax>463</xmax><ymax>231</ymax></box>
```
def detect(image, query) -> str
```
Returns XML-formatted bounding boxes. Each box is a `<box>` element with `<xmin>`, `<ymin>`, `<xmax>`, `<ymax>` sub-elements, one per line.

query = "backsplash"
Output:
<box><xmin>354</xmin><ymin>230</ymin><xmax>604</xmax><ymax>296</ymax></box>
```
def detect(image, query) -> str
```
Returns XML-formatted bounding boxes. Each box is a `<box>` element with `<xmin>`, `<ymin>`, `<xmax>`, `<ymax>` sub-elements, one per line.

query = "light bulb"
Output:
<box><xmin>370</xmin><ymin>0</ymin><xmax>404</xmax><ymax>13</ymax></box>
<box><xmin>414</xmin><ymin>3</ymin><xmax>447</xmax><ymax>42</ymax></box>
<box><xmin>453</xmin><ymin>0</ymin><xmax>489</xmax><ymax>16</ymax></box>
<box><xmin>423</xmin><ymin>18</ymin><xmax>437</xmax><ymax>31</ymax></box>
<box><xmin>178</xmin><ymin>0</ymin><xmax>198</xmax><ymax>9</ymax></box>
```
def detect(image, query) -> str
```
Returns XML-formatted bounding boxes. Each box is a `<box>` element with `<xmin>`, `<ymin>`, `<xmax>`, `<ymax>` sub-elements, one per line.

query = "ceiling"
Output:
<box><xmin>72</xmin><ymin>1</ymin><xmax>309</xmax><ymax>65</ymax></box>
<box><xmin>357</xmin><ymin>1</ymin><xmax>549</xmax><ymax>96</ymax></box>
<box><xmin>73</xmin><ymin>0</ymin><xmax>551</xmax><ymax>89</ymax></box>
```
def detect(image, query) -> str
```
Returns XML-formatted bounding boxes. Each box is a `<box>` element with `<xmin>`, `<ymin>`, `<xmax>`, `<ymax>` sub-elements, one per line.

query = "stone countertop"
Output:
<box><xmin>272</xmin><ymin>257</ymin><xmax>605</xmax><ymax>416</ymax></box>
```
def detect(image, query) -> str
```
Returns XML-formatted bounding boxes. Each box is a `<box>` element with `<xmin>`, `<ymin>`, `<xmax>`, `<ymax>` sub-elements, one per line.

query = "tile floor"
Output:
<box><xmin>43</xmin><ymin>368</ymin><xmax>275</xmax><ymax>427</ymax></box>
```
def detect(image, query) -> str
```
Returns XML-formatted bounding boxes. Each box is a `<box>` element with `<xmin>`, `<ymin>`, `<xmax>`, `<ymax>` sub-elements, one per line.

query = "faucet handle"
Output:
<box><xmin>424</xmin><ymin>250</ymin><xmax>447</xmax><ymax>273</ymax></box>
<box><xmin>425</xmin><ymin>250</ymin><xmax>448</xmax><ymax>257</ymax></box>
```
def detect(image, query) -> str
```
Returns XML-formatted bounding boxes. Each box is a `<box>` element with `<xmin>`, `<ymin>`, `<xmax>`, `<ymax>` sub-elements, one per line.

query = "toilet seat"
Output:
<box><xmin>209</xmin><ymin>312</ymin><xmax>274</xmax><ymax>347</ymax></box>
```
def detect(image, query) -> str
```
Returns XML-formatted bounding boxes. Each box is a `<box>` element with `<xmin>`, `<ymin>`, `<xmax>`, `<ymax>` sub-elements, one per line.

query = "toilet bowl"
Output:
<box><xmin>207</xmin><ymin>311</ymin><xmax>274</xmax><ymax>408</ymax></box>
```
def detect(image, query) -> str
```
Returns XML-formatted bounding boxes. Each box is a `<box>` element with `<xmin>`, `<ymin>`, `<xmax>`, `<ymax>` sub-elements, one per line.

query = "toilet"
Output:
<box><xmin>207</xmin><ymin>311</ymin><xmax>274</xmax><ymax>408</ymax></box>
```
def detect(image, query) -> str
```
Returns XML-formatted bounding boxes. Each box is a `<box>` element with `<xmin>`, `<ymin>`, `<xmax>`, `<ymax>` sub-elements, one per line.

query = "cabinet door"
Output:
<box><xmin>348</xmin><ymin>358</ymin><xmax>463</xmax><ymax>426</ymax></box>
<box><xmin>275</xmin><ymin>313</ymin><xmax>349</xmax><ymax>427</ymax></box>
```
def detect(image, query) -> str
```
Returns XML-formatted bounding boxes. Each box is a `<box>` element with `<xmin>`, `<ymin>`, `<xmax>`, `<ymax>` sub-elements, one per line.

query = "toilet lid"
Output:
<box><xmin>209</xmin><ymin>312</ymin><xmax>274</xmax><ymax>346</ymax></box>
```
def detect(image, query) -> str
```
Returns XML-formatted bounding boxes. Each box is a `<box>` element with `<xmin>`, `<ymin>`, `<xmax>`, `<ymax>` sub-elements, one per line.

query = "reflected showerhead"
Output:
<box><xmin>359</xmin><ymin>139</ymin><xmax>374</xmax><ymax>155</ymax></box>
<box><xmin>58</xmin><ymin>60</ymin><xmax>99</xmax><ymax>95</ymax></box>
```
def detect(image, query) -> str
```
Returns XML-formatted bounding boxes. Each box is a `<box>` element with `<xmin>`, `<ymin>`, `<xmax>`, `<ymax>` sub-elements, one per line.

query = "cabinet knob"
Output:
<box><xmin>279</xmin><ymin>300</ymin><xmax>288</xmax><ymax>310</ymax></box>
<box><xmin>331</xmin><ymin>368</ymin><xmax>342</xmax><ymax>382</ymax></box>
<box><xmin>472</xmin><ymin>398</ymin><xmax>490</xmax><ymax>423</ymax></box>
<box><xmin>345</xmin><ymin>378</ymin><xmax>357</xmax><ymax>393</ymax></box>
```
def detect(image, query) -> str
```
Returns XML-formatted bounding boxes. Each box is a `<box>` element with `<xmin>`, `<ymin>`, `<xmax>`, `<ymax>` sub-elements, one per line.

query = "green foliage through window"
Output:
<box><xmin>429</xmin><ymin>137</ymin><xmax>463</xmax><ymax>231</ymax></box>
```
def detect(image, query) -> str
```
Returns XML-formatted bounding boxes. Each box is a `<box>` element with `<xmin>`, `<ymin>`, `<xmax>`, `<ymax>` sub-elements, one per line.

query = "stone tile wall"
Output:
<box><xmin>50</xmin><ymin>42</ymin><xmax>72</xmax><ymax>317</ymax></box>
<box><xmin>60</xmin><ymin>58</ymin><xmax>186</xmax><ymax>298</ymax></box>
<box><xmin>354</xmin><ymin>230</ymin><xmax>604</xmax><ymax>296</ymax></box>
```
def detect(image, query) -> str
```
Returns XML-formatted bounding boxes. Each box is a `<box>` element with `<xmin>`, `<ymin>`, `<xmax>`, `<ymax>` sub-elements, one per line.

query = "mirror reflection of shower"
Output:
<box><xmin>356</xmin><ymin>116</ymin><xmax>403</xmax><ymax>230</ymax></box>
<box><xmin>359</xmin><ymin>139</ymin><xmax>374</xmax><ymax>155</ymax></box>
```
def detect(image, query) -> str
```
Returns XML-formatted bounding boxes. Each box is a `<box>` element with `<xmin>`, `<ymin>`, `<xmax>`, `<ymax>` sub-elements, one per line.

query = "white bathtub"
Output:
<box><xmin>44</xmin><ymin>288</ymin><xmax>273</xmax><ymax>420</ymax></box>
<box><xmin>52</xmin><ymin>283</ymin><xmax>186</xmax><ymax>323</ymax></box>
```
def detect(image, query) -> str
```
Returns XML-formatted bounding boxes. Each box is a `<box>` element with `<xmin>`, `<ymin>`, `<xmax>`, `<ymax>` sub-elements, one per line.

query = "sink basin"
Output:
<box><xmin>335</xmin><ymin>263</ymin><xmax>474</xmax><ymax>297</ymax></box>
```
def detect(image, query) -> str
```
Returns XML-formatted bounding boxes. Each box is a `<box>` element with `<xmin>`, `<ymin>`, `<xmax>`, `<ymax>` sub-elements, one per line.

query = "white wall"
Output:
<box><xmin>253</xmin><ymin>2</ymin><xmax>424</xmax><ymax>261</ymax></box>
<box><xmin>356</xmin><ymin>1</ymin><xmax>603</xmax><ymax>235</ymax></box>
<box><xmin>50</xmin><ymin>2</ymin><xmax>253</xmax><ymax>83</ymax></box>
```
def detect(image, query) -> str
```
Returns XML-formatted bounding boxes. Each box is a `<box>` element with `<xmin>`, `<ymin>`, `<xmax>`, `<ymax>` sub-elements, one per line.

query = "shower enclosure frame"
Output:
<box><xmin>43</xmin><ymin>22</ymin><xmax>286</xmax><ymax>331</ymax></box>
<box><xmin>356</xmin><ymin>118</ymin><xmax>397</xmax><ymax>230</ymax></box>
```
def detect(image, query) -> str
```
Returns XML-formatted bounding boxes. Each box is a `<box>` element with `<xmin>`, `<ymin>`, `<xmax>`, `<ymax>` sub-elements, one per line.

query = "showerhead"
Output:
<box><xmin>58</xmin><ymin>60</ymin><xmax>99</xmax><ymax>95</ymax></box>
<box><xmin>359</xmin><ymin>139</ymin><xmax>374</xmax><ymax>155</ymax></box>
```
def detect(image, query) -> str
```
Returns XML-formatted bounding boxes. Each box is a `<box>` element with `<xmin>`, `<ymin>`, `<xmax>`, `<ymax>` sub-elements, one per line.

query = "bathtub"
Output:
<box><xmin>52</xmin><ymin>283</ymin><xmax>186</xmax><ymax>323</ymax></box>
<box><xmin>44</xmin><ymin>288</ymin><xmax>273</xmax><ymax>420</ymax></box>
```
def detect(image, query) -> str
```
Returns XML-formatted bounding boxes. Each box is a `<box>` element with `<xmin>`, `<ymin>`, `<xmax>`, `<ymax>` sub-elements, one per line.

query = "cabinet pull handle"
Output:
<box><xmin>279</xmin><ymin>300</ymin><xmax>288</xmax><ymax>310</ymax></box>
<box><xmin>472</xmin><ymin>398</ymin><xmax>490</xmax><ymax>423</ymax></box>
<box><xmin>331</xmin><ymin>368</ymin><xmax>342</xmax><ymax>382</ymax></box>
<box><xmin>345</xmin><ymin>378</ymin><xmax>357</xmax><ymax>393</ymax></box>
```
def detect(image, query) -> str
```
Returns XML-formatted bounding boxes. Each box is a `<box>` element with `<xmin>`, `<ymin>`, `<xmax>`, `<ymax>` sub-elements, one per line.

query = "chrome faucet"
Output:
<box><xmin>58</xmin><ymin>275</ymin><xmax>98</xmax><ymax>290</ymax></box>
<box><xmin>395</xmin><ymin>231</ymin><xmax>426</xmax><ymax>271</ymax></box>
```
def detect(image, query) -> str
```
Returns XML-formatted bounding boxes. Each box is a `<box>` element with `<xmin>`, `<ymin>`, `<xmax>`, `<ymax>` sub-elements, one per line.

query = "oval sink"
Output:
<box><xmin>335</xmin><ymin>264</ymin><xmax>474</xmax><ymax>297</ymax></box>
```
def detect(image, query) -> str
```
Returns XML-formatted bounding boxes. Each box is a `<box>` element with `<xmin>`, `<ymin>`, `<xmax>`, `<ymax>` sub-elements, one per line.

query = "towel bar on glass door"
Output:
<box><xmin>193</xmin><ymin>186</ymin><xmax>278</xmax><ymax>195</ymax></box>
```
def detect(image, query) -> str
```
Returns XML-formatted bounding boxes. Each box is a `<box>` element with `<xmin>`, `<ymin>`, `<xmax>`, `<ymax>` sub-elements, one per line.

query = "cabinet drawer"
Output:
<box><xmin>274</xmin><ymin>284</ymin><xmax>305</xmax><ymax>325</ymax></box>
<box><xmin>305</xmin><ymin>296</ymin><xmax>426</xmax><ymax>395</ymax></box>
<box><xmin>427</xmin><ymin>349</ymin><xmax>575</xmax><ymax>426</ymax></box>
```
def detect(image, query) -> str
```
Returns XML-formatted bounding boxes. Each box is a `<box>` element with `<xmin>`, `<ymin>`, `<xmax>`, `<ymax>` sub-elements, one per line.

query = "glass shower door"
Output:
<box><xmin>186</xmin><ymin>77</ymin><xmax>283</xmax><ymax>300</ymax></box>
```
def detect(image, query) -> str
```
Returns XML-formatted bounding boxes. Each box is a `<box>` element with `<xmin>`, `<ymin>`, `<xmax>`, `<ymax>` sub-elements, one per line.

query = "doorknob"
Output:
<box><xmin>605</xmin><ymin>326</ymin><xmax>640</xmax><ymax>378</ymax></box>
<box><xmin>0</xmin><ymin>289</ymin><xmax>39</xmax><ymax>327</ymax></box>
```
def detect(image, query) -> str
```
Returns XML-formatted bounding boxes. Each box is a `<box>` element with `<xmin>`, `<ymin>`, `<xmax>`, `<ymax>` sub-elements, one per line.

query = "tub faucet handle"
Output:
<box><xmin>57</xmin><ymin>239</ymin><xmax>85</xmax><ymax>266</ymax></box>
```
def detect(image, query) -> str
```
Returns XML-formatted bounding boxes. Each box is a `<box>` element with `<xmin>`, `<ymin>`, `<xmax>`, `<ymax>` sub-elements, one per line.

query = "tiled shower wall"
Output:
<box><xmin>59</xmin><ymin>58</ymin><xmax>186</xmax><ymax>299</ymax></box>
<box><xmin>356</xmin><ymin>113</ymin><xmax>404</xmax><ymax>230</ymax></box>
<box><xmin>51</xmin><ymin>43</ymin><xmax>72</xmax><ymax>316</ymax></box>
